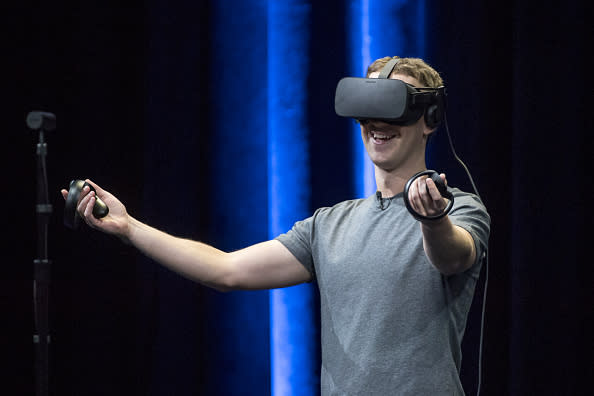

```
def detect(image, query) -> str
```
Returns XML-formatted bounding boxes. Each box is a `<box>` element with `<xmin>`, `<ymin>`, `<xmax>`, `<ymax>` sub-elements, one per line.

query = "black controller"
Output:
<box><xmin>64</xmin><ymin>180</ymin><xmax>109</xmax><ymax>229</ymax></box>
<box><xmin>403</xmin><ymin>170</ymin><xmax>454</xmax><ymax>221</ymax></box>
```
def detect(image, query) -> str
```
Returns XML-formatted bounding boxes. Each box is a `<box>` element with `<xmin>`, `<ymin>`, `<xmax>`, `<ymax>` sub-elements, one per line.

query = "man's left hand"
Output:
<box><xmin>407</xmin><ymin>173</ymin><xmax>449</xmax><ymax>220</ymax></box>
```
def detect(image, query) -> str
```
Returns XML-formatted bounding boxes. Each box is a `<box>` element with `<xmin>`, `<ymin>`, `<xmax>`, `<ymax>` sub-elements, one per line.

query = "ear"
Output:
<box><xmin>422</xmin><ymin>119</ymin><xmax>436</xmax><ymax>139</ymax></box>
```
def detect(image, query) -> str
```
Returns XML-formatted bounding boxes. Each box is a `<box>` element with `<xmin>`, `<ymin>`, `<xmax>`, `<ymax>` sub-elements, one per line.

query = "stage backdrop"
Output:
<box><xmin>3</xmin><ymin>0</ymin><xmax>591</xmax><ymax>395</ymax></box>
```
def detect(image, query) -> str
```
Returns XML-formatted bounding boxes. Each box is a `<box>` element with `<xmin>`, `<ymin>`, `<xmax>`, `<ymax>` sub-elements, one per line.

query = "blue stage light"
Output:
<box><xmin>267</xmin><ymin>1</ymin><xmax>426</xmax><ymax>394</ymax></box>
<box><xmin>348</xmin><ymin>0</ymin><xmax>427</xmax><ymax>198</ymax></box>
<box><xmin>268</xmin><ymin>2</ymin><xmax>319</xmax><ymax>396</ymax></box>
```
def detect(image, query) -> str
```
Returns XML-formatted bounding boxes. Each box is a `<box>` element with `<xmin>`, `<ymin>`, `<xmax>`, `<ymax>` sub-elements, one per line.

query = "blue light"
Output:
<box><xmin>267</xmin><ymin>1</ymin><xmax>427</xmax><ymax>393</ymax></box>
<box><xmin>348</xmin><ymin>0</ymin><xmax>427</xmax><ymax>198</ymax></box>
<box><xmin>268</xmin><ymin>2</ymin><xmax>318</xmax><ymax>395</ymax></box>
<box><xmin>207</xmin><ymin>1</ymin><xmax>270</xmax><ymax>394</ymax></box>
<box><xmin>348</xmin><ymin>0</ymin><xmax>375</xmax><ymax>198</ymax></box>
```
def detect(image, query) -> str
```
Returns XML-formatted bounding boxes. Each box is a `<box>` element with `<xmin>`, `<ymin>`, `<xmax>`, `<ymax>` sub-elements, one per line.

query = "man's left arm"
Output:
<box><xmin>421</xmin><ymin>217</ymin><xmax>476</xmax><ymax>275</ymax></box>
<box><xmin>407</xmin><ymin>174</ymin><xmax>479</xmax><ymax>275</ymax></box>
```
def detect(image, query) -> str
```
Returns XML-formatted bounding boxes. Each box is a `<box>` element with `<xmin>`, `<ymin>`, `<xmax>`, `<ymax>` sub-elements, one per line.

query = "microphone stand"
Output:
<box><xmin>28</xmin><ymin>111</ymin><xmax>56</xmax><ymax>396</ymax></box>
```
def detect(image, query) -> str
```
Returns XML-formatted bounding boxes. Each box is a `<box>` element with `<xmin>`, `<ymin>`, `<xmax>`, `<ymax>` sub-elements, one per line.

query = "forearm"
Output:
<box><xmin>70</xmin><ymin>182</ymin><xmax>307</xmax><ymax>290</ymax></box>
<box><xmin>125</xmin><ymin>216</ymin><xmax>235</xmax><ymax>291</ymax></box>
<box><xmin>421</xmin><ymin>216</ymin><xmax>476</xmax><ymax>275</ymax></box>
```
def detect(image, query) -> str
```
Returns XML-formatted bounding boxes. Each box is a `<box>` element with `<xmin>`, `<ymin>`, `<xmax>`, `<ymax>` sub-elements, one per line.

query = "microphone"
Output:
<box><xmin>26</xmin><ymin>111</ymin><xmax>56</xmax><ymax>132</ymax></box>
<box><xmin>376</xmin><ymin>191</ymin><xmax>384</xmax><ymax>210</ymax></box>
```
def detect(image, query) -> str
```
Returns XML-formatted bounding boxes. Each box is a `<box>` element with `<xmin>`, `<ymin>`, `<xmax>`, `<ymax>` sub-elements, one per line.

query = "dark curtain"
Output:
<box><xmin>3</xmin><ymin>0</ymin><xmax>591</xmax><ymax>395</ymax></box>
<box><xmin>427</xmin><ymin>1</ymin><xmax>592</xmax><ymax>395</ymax></box>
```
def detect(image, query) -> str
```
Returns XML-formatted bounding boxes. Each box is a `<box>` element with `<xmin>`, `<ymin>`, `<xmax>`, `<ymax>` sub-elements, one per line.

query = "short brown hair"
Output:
<box><xmin>366</xmin><ymin>56</ymin><xmax>443</xmax><ymax>88</ymax></box>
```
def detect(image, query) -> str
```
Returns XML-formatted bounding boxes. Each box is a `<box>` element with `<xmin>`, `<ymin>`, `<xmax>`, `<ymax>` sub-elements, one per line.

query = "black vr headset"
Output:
<box><xmin>334</xmin><ymin>58</ymin><xmax>446</xmax><ymax>128</ymax></box>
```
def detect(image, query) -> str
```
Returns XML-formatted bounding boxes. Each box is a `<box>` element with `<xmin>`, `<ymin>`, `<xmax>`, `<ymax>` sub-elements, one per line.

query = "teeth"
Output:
<box><xmin>372</xmin><ymin>132</ymin><xmax>395</xmax><ymax>140</ymax></box>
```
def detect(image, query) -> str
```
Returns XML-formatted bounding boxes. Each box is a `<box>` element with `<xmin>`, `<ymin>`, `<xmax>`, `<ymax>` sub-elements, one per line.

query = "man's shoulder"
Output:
<box><xmin>448</xmin><ymin>187</ymin><xmax>489</xmax><ymax>214</ymax></box>
<box><xmin>313</xmin><ymin>197</ymin><xmax>369</xmax><ymax>218</ymax></box>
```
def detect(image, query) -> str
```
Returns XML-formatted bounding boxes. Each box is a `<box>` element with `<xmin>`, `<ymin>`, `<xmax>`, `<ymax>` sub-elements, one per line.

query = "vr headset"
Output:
<box><xmin>334</xmin><ymin>58</ymin><xmax>447</xmax><ymax>128</ymax></box>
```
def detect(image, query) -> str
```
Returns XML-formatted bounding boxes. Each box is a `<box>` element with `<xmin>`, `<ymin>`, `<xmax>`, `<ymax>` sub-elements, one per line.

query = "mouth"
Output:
<box><xmin>370</xmin><ymin>130</ymin><xmax>397</xmax><ymax>144</ymax></box>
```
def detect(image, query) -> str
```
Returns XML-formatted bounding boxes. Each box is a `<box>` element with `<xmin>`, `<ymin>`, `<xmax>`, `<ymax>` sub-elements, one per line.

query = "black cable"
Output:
<box><xmin>476</xmin><ymin>255</ymin><xmax>489</xmax><ymax>396</ymax></box>
<box><xmin>442</xmin><ymin>113</ymin><xmax>488</xmax><ymax>396</ymax></box>
<box><xmin>442</xmin><ymin>112</ymin><xmax>481</xmax><ymax>202</ymax></box>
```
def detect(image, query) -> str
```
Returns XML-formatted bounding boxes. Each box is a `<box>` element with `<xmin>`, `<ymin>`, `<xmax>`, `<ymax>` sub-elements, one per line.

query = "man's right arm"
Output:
<box><xmin>127</xmin><ymin>218</ymin><xmax>311</xmax><ymax>291</ymax></box>
<box><xmin>65</xmin><ymin>180</ymin><xmax>312</xmax><ymax>292</ymax></box>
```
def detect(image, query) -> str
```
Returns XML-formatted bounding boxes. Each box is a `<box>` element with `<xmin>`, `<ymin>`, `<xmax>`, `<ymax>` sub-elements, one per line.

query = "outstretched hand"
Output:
<box><xmin>406</xmin><ymin>173</ymin><xmax>450</xmax><ymax>222</ymax></box>
<box><xmin>61</xmin><ymin>180</ymin><xmax>130</xmax><ymax>240</ymax></box>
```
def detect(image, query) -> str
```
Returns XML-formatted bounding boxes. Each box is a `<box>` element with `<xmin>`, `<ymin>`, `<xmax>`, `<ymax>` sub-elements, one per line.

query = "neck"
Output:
<box><xmin>375</xmin><ymin>161</ymin><xmax>427</xmax><ymax>197</ymax></box>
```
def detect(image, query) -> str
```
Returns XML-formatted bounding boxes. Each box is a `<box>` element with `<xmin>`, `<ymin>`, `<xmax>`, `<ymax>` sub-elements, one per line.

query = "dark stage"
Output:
<box><xmin>3</xmin><ymin>0</ymin><xmax>592</xmax><ymax>395</ymax></box>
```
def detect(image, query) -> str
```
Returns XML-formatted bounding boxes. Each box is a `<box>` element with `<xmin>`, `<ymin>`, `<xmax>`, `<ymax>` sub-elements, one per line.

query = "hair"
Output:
<box><xmin>366</xmin><ymin>56</ymin><xmax>443</xmax><ymax>88</ymax></box>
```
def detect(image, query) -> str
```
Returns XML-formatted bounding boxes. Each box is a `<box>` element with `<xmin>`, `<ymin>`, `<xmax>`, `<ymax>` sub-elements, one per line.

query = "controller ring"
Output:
<box><xmin>403</xmin><ymin>170</ymin><xmax>454</xmax><ymax>221</ymax></box>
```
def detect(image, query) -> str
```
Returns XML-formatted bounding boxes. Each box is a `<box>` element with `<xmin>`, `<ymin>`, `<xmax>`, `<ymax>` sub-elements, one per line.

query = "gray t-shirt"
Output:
<box><xmin>276</xmin><ymin>188</ymin><xmax>490</xmax><ymax>396</ymax></box>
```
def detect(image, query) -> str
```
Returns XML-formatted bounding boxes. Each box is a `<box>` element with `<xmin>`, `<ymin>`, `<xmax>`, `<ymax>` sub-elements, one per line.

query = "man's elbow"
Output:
<box><xmin>435</xmin><ymin>251</ymin><xmax>475</xmax><ymax>276</ymax></box>
<box><xmin>200</xmin><ymin>256</ymin><xmax>243</xmax><ymax>292</ymax></box>
<box><xmin>437</xmin><ymin>261</ymin><xmax>469</xmax><ymax>276</ymax></box>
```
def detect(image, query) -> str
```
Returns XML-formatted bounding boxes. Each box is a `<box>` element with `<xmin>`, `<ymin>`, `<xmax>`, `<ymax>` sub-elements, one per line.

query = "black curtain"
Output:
<box><xmin>3</xmin><ymin>0</ymin><xmax>592</xmax><ymax>395</ymax></box>
<box><xmin>427</xmin><ymin>1</ymin><xmax>593</xmax><ymax>395</ymax></box>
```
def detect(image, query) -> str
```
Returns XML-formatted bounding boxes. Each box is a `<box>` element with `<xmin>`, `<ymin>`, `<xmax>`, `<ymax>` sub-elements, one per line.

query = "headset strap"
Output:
<box><xmin>378</xmin><ymin>57</ymin><xmax>399</xmax><ymax>79</ymax></box>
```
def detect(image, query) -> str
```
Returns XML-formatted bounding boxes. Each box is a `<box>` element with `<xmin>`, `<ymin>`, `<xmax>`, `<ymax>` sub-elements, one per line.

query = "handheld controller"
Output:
<box><xmin>403</xmin><ymin>170</ymin><xmax>454</xmax><ymax>222</ymax></box>
<box><xmin>64</xmin><ymin>180</ymin><xmax>109</xmax><ymax>229</ymax></box>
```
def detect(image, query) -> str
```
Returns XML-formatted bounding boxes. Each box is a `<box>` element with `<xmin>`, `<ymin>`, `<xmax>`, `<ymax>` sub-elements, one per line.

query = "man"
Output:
<box><xmin>63</xmin><ymin>56</ymin><xmax>490</xmax><ymax>395</ymax></box>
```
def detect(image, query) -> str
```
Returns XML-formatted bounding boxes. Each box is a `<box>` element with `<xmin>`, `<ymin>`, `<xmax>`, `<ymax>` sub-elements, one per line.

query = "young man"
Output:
<box><xmin>63</xmin><ymin>56</ymin><xmax>490</xmax><ymax>395</ymax></box>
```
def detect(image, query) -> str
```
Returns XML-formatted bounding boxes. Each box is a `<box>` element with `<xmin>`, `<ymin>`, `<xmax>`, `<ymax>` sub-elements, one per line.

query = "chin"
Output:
<box><xmin>371</xmin><ymin>158</ymin><xmax>400</xmax><ymax>173</ymax></box>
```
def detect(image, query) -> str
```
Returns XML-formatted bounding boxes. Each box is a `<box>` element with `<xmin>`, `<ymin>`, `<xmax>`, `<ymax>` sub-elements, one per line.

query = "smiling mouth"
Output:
<box><xmin>370</xmin><ymin>131</ymin><xmax>396</xmax><ymax>144</ymax></box>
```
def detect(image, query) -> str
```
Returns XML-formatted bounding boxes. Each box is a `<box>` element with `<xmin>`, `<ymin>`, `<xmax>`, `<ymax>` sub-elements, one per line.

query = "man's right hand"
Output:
<box><xmin>61</xmin><ymin>179</ymin><xmax>130</xmax><ymax>241</ymax></box>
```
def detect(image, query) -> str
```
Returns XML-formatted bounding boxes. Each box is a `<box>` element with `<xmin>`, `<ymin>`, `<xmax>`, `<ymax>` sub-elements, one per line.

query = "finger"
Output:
<box><xmin>440</xmin><ymin>173</ymin><xmax>447</xmax><ymax>187</ymax></box>
<box><xmin>80</xmin><ymin>184</ymin><xmax>91</xmax><ymax>198</ymax></box>
<box><xmin>83</xmin><ymin>193</ymin><xmax>96</xmax><ymax>224</ymax></box>
<box><xmin>418</xmin><ymin>177</ymin><xmax>434</xmax><ymax>207</ymax></box>
<box><xmin>85</xmin><ymin>179</ymin><xmax>107</xmax><ymax>196</ymax></box>
<box><xmin>410</xmin><ymin>176</ymin><xmax>432</xmax><ymax>214</ymax></box>
<box><xmin>425</xmin><ymin>178</ymin><xmax>447</xmax><ymax>212</ymax></box>
<box><xmin>83</xmin><ymin>193</ymin><xmax>103</xmax><ymax>228</ymax></box>
<box><xmin>410</xmin><ymin>178</ymin><xmax>428</xmax><ymax>216</ymax></box>
<box><xmin>77</xmin><ymin>187</ymin><xmax>93</xmax><ymax>214</ymax></box>
<box><xmin>61</xmin><ymin>189</ymin><xmax>68</xmax><ymax>200</ymax></box>
<box><xmin>425</xmin><ymin>178</ymin><xmax>443</xmax><ymax>202</ymax></box>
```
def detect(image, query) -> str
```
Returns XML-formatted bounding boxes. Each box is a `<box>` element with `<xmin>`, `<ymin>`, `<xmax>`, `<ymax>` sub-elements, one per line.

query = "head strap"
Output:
<box><xmin>378</xmin><ymin>57</ymin><xmax>399</xmax><ymax>79</ymax></box>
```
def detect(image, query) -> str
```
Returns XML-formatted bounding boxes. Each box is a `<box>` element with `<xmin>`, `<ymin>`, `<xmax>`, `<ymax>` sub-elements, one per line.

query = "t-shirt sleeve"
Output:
<box><xmin>448</xmin><ymin>190</ymin><xmax>491</xmax><ymax>271</ymax></box>
<box><xmin>275</xmin><ymin>212</ymin><xmax>318</xmax><ymax>281</ymax></box>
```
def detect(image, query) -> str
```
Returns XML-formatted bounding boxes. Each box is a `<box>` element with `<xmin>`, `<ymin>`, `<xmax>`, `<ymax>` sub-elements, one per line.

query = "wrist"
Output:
<box><xmin>118</xmin><ymin>214</ymin><xmax>136</xmax><ymax>244</ymax></box>
<box><xmin>420</xmin><ymin>215</ymin><xmax>451</xmax><ymax>231</ymax></box>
